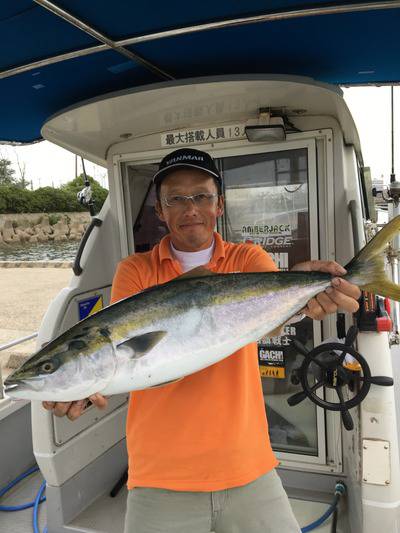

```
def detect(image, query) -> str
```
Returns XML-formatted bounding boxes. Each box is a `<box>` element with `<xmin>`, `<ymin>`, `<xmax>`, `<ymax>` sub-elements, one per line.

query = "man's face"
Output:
<box><xmin>155</xmin><ymin>168</ymin><xmax>224</xmax><ymax>252</ymax></box>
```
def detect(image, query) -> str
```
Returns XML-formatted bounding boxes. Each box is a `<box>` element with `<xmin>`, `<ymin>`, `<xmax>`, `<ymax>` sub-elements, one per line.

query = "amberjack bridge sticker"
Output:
<box><xmin>78</xmin><ymin>294</ymin><xmax>104</xmax><ymax>320</ymax></box>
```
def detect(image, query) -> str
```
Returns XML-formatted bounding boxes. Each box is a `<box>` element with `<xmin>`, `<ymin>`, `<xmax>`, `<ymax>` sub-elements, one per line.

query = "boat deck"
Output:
<box><xmin>1</xmin><ymin>470</ymin><xmax>340</xmax><ymax>533</ymax></box>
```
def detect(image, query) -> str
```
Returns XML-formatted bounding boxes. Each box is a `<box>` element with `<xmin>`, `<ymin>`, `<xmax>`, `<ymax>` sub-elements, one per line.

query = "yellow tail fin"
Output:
<box><xmin>345</xmin><ymin>215</ymin><xmax>400</xmax><ymax>301</ymax></box>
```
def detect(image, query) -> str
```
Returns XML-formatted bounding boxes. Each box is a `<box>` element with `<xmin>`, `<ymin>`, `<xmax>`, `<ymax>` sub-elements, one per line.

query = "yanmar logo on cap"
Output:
<box><xmin>166</xmin><ymin>155</ymin><xmax>205</xmax><ymax>166</ymax></box>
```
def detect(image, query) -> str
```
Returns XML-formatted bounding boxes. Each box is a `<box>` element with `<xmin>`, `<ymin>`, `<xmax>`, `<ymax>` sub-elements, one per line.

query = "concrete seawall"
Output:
<box><xmin>0</xmin><ymin>212</ymin><xmax>90</xmax><ymax>245</ymax></box>
<box><xmin>0</xmin><ymin>265</ymin><xmax>72</xmax><ymax>380</ymax></box>
<box><xmin>0</xmin><ymin>261</ymin><xmax>72</xmax><ymax>268</ymax></box>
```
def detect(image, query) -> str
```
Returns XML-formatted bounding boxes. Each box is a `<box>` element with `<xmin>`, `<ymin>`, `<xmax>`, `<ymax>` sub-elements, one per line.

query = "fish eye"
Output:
<box><xmin>41</xmin><ymin>361</ymin><xmax>55</xmax><ymax>373</ymax></box>
<box><xmin>38</xmin><ymin>356</ymin><xmax>61</xmax><ymax>375</ymax></box>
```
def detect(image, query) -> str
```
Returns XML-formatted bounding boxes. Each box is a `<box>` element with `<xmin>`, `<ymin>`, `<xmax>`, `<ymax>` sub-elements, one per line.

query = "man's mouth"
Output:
<box><xmin>180</xmin><ymin>222</ymin><xmax>204</xmax><ymax>228</ymax></box>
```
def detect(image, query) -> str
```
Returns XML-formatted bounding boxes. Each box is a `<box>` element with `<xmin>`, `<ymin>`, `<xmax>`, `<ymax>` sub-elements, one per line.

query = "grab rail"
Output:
<box><xmin>0</xmin><ymin>333</ymin><xmax>38</xmax><ymax>353</ymax></box>
<box><xmin>0</xmin><ymin>332</ymin><xmax>38</xmax><ymax>400</ymax></box>
<box><xmin>73</xmin><ymin>217</ymin><xmax>102</xmax><ymax>276</ymax></box>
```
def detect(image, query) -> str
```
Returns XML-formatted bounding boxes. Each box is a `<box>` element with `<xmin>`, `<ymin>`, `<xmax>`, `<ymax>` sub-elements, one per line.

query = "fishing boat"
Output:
<box><xmin>1</xmin><ymin>1</ymin><xmax>400</xmax><ymax>532</ymax></box>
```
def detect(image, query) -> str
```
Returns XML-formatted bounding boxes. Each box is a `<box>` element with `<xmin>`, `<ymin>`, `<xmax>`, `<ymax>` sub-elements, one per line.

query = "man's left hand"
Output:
<box><xmin>291</xmin><ymin>260</ymin><xmax>361</xmax><ymax>321</ymax></box>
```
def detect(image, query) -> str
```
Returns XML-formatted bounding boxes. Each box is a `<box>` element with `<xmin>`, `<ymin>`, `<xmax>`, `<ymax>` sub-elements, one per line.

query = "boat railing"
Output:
<box><xmin>0</xmin><ymin>332</ymin><xmax>38</xmax><ymax>400</ymax></box>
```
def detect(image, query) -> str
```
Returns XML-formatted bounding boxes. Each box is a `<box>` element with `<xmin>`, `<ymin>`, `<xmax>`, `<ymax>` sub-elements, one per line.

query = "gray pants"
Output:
<box><xmin>124</xmin><ymin>469</ymin><xmax>301</xmax><ymax>533</ymax></box>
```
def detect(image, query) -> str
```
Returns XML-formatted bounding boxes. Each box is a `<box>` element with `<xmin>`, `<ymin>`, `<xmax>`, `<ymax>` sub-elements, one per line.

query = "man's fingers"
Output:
<box><xmin>315</xmin><ymin>291</ymin><xmax>338</xmax><ymax>315</ymax></box>
<box><xmin>66</xmin><ymin>400</ymin><xmax>87</xmax><ymax>421</ymax></box>
<box><xmin>326</xmin><ymin>286</ymin><xmax>360</xmax><ymax>313</ymax></box>
<box><xmin>331</xmin><ymin>278</ymin><xmax>362</xmax><ymax>300</ymax></box>
<box><xmin>88</xmin><ymin>393</ymin><xmax>108</xmax><ymax>409</ymax></box>
<box><xmin>53</xmin><ymin>402</ymin><xmax>73</xmax><ymax>417</ymax></box>
<box><xmin>292</xmin><ymin>260</ymin><xmax>347</xmax><ymax>276</ymax></box>
<box><xmin>42</xmin><ymin>395</ymin><xmax>108</xmax><ymax>421</ymax></box>
<box><xmin>305</xmin><ymin>297</ymin><xmax>326</xmax><ymax>320</ymax></box>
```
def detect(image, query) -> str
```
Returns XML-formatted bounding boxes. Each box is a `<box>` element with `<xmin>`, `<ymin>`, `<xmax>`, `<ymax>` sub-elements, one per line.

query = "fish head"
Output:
<box><xmin>3</xmin><ymin>325</ymin><xmax>115</xmax><ymax>402</ymax></box>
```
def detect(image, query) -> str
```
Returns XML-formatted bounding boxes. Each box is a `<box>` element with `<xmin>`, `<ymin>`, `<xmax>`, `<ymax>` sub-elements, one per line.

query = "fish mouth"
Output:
<box><xmin>3</xmin><ymin>381</ymin><xmax>24</xmax><ymax>396</ymax></box>
<box><xmin>3</xmin><ymin>377</ymin><xmax>44</xmax><ymax>394</ymax></box>
<box><xmin>3</xmin><ymin>382</ymin><xmax>20</xmax><ymax>391</ymax></box>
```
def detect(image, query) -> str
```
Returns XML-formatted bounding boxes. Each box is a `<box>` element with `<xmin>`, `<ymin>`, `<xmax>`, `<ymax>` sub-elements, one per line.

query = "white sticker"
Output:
<box><xmin>161</xmin><ymin>124</ymin><xmax>246</xmax><ymax>147</ymax></box>
<box><xmin>270</xmin><ymin>252</ymin><xmax>289</xmax><ymax>270</ymax></box>
<box><xmin>241</xmin><ymin>224</ymin><xmax>292</xmax><ymax>237</ymax></box>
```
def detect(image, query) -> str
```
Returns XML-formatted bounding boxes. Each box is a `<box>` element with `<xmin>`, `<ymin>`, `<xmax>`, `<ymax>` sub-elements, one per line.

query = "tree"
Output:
<box><xmin>0</xmin><ymin>158</ymin><xmax>17</xmax><ymax>186</ymax></box>
<box><xmin>13</xmin><ymin>148</ymin><xmax>30</xmax><ymax>189</ymax></box>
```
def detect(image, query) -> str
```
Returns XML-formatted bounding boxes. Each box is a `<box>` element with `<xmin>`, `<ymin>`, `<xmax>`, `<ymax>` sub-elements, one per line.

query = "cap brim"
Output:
<box><xmin>153</xmin><ymin>163</ymin><xmax>221</xmax><ymax>184</ymax></box>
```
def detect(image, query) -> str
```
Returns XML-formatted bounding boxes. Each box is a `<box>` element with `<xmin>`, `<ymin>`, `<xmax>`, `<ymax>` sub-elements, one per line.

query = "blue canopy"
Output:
<box><xmin>2</xmin><ymin>0</ymin><xmax>400</xmax><ymax>143</ymax></box>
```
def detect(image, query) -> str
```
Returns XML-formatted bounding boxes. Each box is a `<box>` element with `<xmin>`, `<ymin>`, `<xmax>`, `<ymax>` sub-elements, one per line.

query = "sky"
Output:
<box><xmin>0</xmin><ymin>86</ymin><xmax>398</xmax><ymax>190</ymax></box>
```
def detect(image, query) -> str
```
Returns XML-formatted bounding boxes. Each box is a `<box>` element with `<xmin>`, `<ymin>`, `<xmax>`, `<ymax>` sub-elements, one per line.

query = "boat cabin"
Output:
<box><xmin>1</xmin><ymin>2</ymin><xmax>400</xmax><ymax>533</ymax></box>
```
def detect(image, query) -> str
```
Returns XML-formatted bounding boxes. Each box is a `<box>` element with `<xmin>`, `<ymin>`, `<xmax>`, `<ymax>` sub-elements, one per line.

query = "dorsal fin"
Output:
<box><xmin>173</xmin><ymin>266</ymin><xmax>216</xmax><ymax>281</ymax></box>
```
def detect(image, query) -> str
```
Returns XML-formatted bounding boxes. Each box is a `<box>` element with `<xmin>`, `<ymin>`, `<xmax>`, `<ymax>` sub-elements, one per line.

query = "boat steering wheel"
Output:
<box><xmin>287</xmin><ymin>326</ymin><xmax>394</xmax><ymax>430</ymax></box>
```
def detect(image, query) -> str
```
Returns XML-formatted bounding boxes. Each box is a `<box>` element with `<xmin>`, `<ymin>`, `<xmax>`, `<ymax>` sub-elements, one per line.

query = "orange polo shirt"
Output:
<box><xmin>110</xmin><ymin>232</ymin><xmax>279</xmax><ymax>491</ymax></box>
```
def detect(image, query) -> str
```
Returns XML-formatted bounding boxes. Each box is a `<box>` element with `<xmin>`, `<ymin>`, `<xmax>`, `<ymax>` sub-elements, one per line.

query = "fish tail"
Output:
<box><xmin>345</xmin><ymin>215</ymin><xmax>400</xmax><ymax>301</ymax></box>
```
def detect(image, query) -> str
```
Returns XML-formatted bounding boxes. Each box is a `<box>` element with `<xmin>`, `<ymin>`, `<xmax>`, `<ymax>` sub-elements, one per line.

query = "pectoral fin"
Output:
<box><xmin>116</xmin><ymin>331</ymin><xmax>167</xmax><ymax>358</ymax></box>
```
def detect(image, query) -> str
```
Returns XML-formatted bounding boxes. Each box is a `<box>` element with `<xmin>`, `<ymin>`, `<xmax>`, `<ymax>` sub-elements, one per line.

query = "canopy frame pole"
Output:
<box><xmin>2</xmin><ymin>0</ymin><xmax>400</xmax><ymax>81</ymax></box>
<box><xmin>33</xmin><ymin>0</ymin><xmax>174</xmax><ymax>81</ymax></box>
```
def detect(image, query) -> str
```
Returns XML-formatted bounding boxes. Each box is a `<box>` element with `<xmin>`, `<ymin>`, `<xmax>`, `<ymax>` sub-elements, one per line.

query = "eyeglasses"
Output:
<box><xmin>162</xmin><ymin>192</ymin><xmax>219</xmax><ymax>208</ymax></box>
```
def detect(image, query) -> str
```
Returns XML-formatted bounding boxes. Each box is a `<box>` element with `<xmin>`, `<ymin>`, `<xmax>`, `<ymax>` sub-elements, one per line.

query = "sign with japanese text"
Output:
<box><xmin>257</xmin><ymin>324</ymin><xmax>299</xmax><ymax>379</ymax></box>
<box><xmin>259</xmin><ymin>346</ymin><xmax>286</xmax><ymax>379</ymax></box>
<box><xmin>161</xmin><ymin>124</ymin><xmax>246</xmax><ymax>147</ymax></box>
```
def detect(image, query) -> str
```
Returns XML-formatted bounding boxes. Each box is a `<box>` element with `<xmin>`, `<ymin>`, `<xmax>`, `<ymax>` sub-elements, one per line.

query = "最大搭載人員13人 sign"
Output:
<box><xmin>161</xmin><ymin>124</ymin><xmax>246</xmax><ymax>147</ymax></box>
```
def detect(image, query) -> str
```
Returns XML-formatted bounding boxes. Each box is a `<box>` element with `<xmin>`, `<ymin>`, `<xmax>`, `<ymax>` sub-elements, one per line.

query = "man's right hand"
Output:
<box><xmin>42</xmin><ymin>393</ymin><xmax>108</xmax><ymax>421</ymax></box>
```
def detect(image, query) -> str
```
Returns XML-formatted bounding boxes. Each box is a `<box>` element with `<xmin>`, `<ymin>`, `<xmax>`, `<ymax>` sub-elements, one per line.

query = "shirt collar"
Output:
<box><xmin>158</xmin><ymin>231</ymin><xmax>225</xmax><ymax>266</ymax></box>
<box><xmin>209</xmin><ymin>231</ymin><xmax>225</xmax><ymax>267</ymax></box>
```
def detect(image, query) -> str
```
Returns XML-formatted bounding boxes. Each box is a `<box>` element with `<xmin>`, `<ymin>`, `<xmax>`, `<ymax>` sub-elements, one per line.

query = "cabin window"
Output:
<box><xmin>123</xmin><ymin>137</ymin><xmax>327</xmax><ymax>466</ymax></box>
<box><xmin>217</xmin><ymin>147</ymin><xmax>321</xmax><ymax>459</ymax></box>
<box><xmin>122</xmin><ymin>163</ymin><xmax>168</xmax><ymax>253</ymax></box>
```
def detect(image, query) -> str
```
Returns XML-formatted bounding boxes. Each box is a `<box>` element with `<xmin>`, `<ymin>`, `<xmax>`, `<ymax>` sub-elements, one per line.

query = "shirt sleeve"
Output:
<box><xmin>110</xmin><ymin>259</ymin><xmax>144</xmax><ymax>304</ymax></box>
<box><xmin>242</xmin><ymin>244</ymin><xmax>279</xmax><ymax>273</ymax></box>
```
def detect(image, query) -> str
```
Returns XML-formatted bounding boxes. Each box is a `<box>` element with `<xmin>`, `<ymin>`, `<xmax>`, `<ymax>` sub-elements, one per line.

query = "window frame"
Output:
<box><xmin>114</xmin><ymin>128</ymin><xmax>342</xmax><ymax>473</ymax></box>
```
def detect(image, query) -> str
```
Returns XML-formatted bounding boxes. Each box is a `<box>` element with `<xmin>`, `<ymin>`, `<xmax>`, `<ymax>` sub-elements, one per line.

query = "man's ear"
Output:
<box><xmin>216</xmin><ymin>195</ymin><xmax>224</xmax><ymax>217</ymax></box>
<box><xmin>155</xmin><ymin>200</ymin><xmax>165</xmax><ymax>222</ymax></box>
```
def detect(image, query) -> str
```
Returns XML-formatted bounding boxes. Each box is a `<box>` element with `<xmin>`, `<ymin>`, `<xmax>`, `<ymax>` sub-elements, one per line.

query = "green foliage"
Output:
<box><xmin>14</xmin><ymin>177</ymin><xmax>31</xmax><ymax>190</ymax></box>
<box><xmin>30</xmin><ymin>186</ymin><xmax>77</xmax><ymax>212</ymax></box>
<box><xmin>0</xmin><ymin>159</ymin><xmax>16</xmax><ymax>186</ymax></box>
<box><xmin>0</xmin><ymin>186</ymin><xmax>31</xmax><ymax>213</ymax></box>
<box><xmin>0</xmin><ymin>192</ymin><xmax>6</xmax><ymax>213</ymax></box>
<box><xmin>0</xmin><ymin>174</ymin><xmax>108</xmax><ymax>214</ymax></box>
<box><xmin>48</xmin><ymin>213</ymin><xmax>61</xmax><ymax>225</ymax></box>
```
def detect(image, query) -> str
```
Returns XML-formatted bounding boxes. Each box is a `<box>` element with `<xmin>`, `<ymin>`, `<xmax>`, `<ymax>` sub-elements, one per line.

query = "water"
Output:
<box><xmin>0</xmin><ymin>240</ymin><xmax>79</xmax><ymax>261</ymax></box>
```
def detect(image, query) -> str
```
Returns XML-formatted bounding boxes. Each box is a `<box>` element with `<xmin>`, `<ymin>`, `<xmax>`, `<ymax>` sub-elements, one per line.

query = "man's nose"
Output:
<box><xmin>182</xmin><ymin>197</ymin><xmax>199</xmax><ymax>214</ymax></box>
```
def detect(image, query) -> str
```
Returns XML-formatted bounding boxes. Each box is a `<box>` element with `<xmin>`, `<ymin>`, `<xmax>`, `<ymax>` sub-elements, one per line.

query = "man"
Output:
<box><xmin>44</xmin><ymin>148</ymin><xmax>361</xmax><ymax>532</ymax></box>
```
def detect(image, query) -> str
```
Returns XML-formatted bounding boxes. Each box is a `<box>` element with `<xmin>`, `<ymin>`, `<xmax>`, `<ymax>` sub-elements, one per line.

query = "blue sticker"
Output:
<box><xmin>78</xmin><ymin>295</ymin><xmax>103</xmax><ymax>320</ymax></box>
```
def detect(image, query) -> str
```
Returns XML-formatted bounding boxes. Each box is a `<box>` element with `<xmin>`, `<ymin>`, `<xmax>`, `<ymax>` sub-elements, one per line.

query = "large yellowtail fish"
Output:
<box><xmin>4</xmin><ymin>216</ymin><xmax>400</xmax><ymax>402</ymax></box>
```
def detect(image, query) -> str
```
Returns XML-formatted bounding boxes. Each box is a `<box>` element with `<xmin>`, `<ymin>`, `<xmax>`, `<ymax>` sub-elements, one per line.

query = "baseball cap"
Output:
<box><xmin>153</xmin><ymin>148</ymin><xmax>222</xmax><ymax>186</ymax></box>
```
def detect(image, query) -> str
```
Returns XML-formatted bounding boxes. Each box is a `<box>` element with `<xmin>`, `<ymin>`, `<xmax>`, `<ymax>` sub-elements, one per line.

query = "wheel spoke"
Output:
<box><xmin>292</xmin><ymin>339</ymin><xmax>310</xmax><ymax>357</ymax></box>
<box><xmin>309</xmin><ymin>379</ymin><xmax>326</xmax><ymax>393</ymax></box>
<box><xmin>310</xmin><ymin>357</ymin><xmax>330</xmax><ymax>371</ymax></box>
<box><xmin>338</xmin><ymin>350</ymin><xmax>347</xmax><ymax>365</ymax></box>
<box><xmin>345</xmin><ymin>325</ymin><xmax>358</xmax><ymax>347</ymax></box>
<box><xmin>335</xmin><ymin>385</ymin><xmax>347</xmax><ymax>407</ymax></box>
